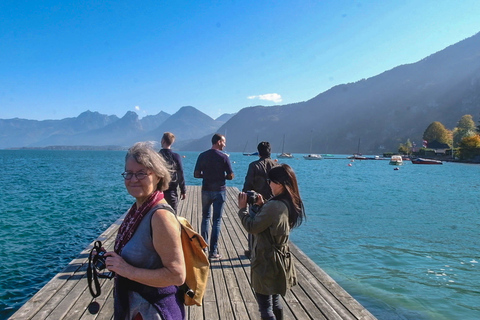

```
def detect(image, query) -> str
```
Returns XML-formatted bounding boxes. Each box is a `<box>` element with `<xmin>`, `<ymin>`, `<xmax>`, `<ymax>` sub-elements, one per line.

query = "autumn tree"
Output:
<box><xmin>453</xmin><ymin>114</ymin><xmax>476</xmax><ymax>146</ymax></box>
<box><xmin>423</xmin><ymin>121</ymin><xmax>451</xmax><ymax>146</ymax></box>
<box><xmin>458</xmin><ymin>135</ymin><xmax>480</xmax><ymax>160</ymax></box>
<box><xmin>476</xmin><ymin>114</ymin><xmax>480</xmax><ymax>133</ymax></box>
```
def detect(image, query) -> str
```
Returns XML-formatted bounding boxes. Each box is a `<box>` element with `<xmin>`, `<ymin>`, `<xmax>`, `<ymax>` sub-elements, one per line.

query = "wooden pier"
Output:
<box><xmin>10</xmin><ymin>186</ymin><xmax>377</xmax><ymax>320</ymax></box>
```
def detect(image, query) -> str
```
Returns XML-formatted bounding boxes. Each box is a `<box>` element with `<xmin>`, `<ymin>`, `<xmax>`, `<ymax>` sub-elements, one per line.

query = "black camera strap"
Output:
<box><xmin>87</xmin><ymin>240</ymin><xmax>103</xmax><ymax>298</ymax></box>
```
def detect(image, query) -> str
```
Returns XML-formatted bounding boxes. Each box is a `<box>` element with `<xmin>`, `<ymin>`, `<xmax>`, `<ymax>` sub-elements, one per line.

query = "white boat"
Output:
<box><xmin>277</xmin><ymin>135</ymin><xmax>293</xmax><ymax>158</ymax></box>
<box><xmin>303</xmin><ymin>132</ymin><xmax>322</xmax><ymax>160</ymax></box>
<box><xmin>389</xmin><ymin>155</ymin><xmax>403</xmax><ymax>165</ymax></box>
<box><xmin>347</xmin><ymin>154</ymin><xmax>367</xmax><ymax>160</ymax></box>
<box><xmin>303</xmin><ymin>154</ymin><xmax>323</xmax><ymax>160</ymax></box>
<box><xmin>277</xmin><ymin>152</ymin><xmax>294</xmax><ymax>159</ymax></box>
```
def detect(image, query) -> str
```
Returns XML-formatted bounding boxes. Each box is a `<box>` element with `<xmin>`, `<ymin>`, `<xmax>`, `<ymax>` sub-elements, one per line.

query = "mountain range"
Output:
<box><xmin>2</xmin><ymin>32</ymin><xmax>480</xmax><ymax>154</ymax></box>
<box><xmin>0</xmin><ymin>107</ymin><xmax>233</xmax><ymax>150</ymax></box>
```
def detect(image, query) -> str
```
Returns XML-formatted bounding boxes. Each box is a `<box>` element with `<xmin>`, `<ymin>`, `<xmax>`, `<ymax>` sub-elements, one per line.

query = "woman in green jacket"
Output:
<box><xmin>237</xmin><ymin>164</ymin><xmax>305</xmax><ymax>320</ymax></box>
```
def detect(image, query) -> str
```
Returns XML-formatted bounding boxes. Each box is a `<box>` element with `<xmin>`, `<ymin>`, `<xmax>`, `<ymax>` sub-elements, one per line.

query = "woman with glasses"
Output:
<box><xmin>237</xmin><ymin>164</ymin><xmax>305</xmax><ymax>320</ymax></box>
<box><xmin>105</xmin><ymin>142</ymin><xmax>186</xmax><ymax>320</ymax></box>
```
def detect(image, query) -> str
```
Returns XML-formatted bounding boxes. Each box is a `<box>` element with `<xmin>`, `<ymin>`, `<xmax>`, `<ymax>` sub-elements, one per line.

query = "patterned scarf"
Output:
<box><xmin>114</xmin><ymin>190</ymin><xmax>164</xmax><ymax>254</ymax></box>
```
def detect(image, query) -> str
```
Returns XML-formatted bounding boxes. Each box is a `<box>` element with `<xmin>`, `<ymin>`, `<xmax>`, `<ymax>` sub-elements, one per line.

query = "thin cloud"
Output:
<box><xmin>247</xmin><ymin>93</ymin><xmax>282</xmax><ymax>103</ymax></box>
<box><xmin>134</xmin><ymin>105</ymin><xmax>148</xmax><ymax>117</ymax></box>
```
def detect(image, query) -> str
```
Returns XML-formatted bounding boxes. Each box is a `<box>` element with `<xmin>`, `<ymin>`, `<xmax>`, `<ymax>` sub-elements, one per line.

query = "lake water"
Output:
<box><xmin>0</xmin><ymin>150</ymin><xmax>478</xmax><ymax>319</ymax></box>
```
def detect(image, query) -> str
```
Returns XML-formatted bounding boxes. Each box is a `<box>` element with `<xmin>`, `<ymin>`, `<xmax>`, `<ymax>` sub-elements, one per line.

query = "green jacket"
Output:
<box><xmin>238</xmin><ymin>199</ymin><xmax>296</xmax><ymax>295</ymax></box>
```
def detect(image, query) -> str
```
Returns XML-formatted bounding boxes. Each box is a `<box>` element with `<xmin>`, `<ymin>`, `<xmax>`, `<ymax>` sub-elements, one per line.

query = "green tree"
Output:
<box><xmin>423</xmin><ymin>121</ymin><xmax>451</xmax><ymax>146</ymax></box>
<box><xmin>398</xmin><ymin>139</ymin><xmax>413</xmax><ymax>155</ymax></box>
<box><xmin>453</xmin><ymin>115</ymin><xmax>476</xmax><ymax>146</ymax></box>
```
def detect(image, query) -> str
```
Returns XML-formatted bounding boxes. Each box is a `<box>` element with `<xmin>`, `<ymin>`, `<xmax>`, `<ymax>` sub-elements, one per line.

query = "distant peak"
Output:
<box><xmin>122</xmin><ymin>111</ymin><xmax>139</xmax><ymax>119</ymax></box>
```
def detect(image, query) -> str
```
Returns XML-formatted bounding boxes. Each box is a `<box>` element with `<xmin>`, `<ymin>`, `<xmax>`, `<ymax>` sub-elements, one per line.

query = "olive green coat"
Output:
<box><xmin>238</xmin><ymin>199</ymin><xmax>296</xmax><ymax>296</ymax></box>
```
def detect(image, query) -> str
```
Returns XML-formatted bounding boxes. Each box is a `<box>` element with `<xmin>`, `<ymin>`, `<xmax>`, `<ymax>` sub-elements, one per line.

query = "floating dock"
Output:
<box><xmin>9</xmin><ymin>186</ymin><xmax>377</xmax><ymax>320</ymax></box>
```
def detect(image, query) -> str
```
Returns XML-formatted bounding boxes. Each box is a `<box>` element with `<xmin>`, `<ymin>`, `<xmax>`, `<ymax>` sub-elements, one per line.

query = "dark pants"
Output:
<box><xmin>164</xmin><ymin>189</ymin><xmax>179</xmax><ymax>212</ymax></box>
<box><xmin>247</xmin><ymin>205</ymin><xmax>256</xmax><ymax>252</ymax></box>
<box><xmin>255</xmin><ymin>292</ymin><xmax>283</xmax><ymax>319</ymax></box>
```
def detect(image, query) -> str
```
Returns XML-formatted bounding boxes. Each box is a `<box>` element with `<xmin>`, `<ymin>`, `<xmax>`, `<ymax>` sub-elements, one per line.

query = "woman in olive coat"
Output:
<box><xmin>238</xmin><ymin>164</ymin><xmax>305</xmax><ymax>320</ymax></box>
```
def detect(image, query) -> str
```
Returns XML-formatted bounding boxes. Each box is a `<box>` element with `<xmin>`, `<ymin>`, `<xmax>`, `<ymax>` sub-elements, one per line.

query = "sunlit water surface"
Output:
<box><xmin>0</xmin><ymin>150</ymin><xmax>478</xmax><ymax>319</ymax></box>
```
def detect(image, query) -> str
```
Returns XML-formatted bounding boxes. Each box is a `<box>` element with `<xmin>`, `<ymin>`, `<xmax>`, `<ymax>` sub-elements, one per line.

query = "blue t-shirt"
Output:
<box><xmin>194</xmin><ymin>149</ymin><xmax>233</xmax><ymax>191</ymax></box>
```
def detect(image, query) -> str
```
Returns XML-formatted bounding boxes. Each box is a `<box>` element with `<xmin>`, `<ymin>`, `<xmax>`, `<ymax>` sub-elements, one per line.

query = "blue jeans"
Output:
<box><xmin>200</xmin><ymin>190</ymin><xmax>226</xmax><ymax>255</ymax></box>
<box><xmin>255</xmin><ymin>292</ymin><xmax>283</xmax><ymax>319</ymax></box>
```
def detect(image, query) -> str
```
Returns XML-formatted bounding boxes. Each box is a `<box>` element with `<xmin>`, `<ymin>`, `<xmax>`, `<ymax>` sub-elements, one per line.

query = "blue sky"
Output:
<box><xmin>1</xmin><ymin>1</ymin><xmax>480</xmax><ymax>121</ymax></box>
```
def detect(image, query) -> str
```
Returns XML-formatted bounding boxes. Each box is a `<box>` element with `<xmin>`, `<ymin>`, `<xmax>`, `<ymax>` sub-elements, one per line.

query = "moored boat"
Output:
<box><xmin>277</xmin><ymin>134</ymin><xmax>293</xmax><ymax>158</ymax></box>
<box><xmin>277</xmin><ymin>152</ymin><xmax>294</xmax><ymax>159</ymax></box>
<box><xmin>389</xmin><ymin>155</ymin><xmax>403</xmax><ymax>165</ymax></box>
<box><xmin>303</xmin><ymin>154</ymin><xmax>323</xmax><ymax>160</ymax></box>
<box><xmin>411</xmin><ymin>158</ymin><xmax>443</xmax><ymax>164</ymax></box>
<box><xmin>347</xmin><ymin>154</ymin><xmax>367</xmax><ymax>160</ymax></box>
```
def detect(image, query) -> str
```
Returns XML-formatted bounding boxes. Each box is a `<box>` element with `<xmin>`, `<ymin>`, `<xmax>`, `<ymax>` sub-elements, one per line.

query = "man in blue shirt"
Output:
<box><xmin>194</xmin><ymin>133</ymin><xmax>234</xmax><ymax>259</ymax></box>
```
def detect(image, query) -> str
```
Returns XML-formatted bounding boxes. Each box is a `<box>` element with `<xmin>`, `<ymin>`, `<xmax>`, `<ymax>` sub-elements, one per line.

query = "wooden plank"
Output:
<box><xmin>10</xmin><ymin>185</ymin><xmax>377</xmax><ymax>320</ymax></box>
<box><xmin>216</xmin><ymin>205</ymin><xmax>251</xmax><ymax>319</ymax></box>
<box><xmin>37</xmin><ymin>235</ymin><xmax>118</xmax><ymax>320</ymax></box>
<box><xmin>10</xmin><ymin>219</ymin><xmax>120</xmax><ymax>320</ymax></box>
<box><xmin>93</xmin><ymin>286</ymin><xmax>115</xmax><ymax>320</ymax></box>
<box><xmin>222</xmin><ymin>187</ymin><xmax>258</xmax><ymax>319</ymax></box>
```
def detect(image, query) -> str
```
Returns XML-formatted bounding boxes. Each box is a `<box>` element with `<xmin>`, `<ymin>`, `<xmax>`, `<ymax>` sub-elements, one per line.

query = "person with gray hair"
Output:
<box><xmin>104</xmin><ymin>142</ymin><xmax>186</xmax><ymax>319</ymax></box>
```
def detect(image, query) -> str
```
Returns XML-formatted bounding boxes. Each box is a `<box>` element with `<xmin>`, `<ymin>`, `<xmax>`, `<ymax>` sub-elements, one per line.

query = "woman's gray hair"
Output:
<box><xmin>125</xmin><ymin>141</ymin><xmax>171</xmax><ymax>191</ymax></box>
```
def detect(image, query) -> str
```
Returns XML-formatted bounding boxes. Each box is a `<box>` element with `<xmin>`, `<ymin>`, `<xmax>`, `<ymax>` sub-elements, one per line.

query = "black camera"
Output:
<box><xmin>93</xmin><ymin>249</ymin><xmax>107</xmax><ymax>271</ymax></box>
<box><xmin>246</xmin><ymin>190</ymin><xmax>259</xmax><ymax>205</ymax></box>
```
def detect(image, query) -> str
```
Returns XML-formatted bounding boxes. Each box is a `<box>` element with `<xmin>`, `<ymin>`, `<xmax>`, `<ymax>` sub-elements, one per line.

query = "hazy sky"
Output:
<box><xmin>2</xmin><ymin>0</ymin><xmax>480</xmax><ymax>120</ymax></box>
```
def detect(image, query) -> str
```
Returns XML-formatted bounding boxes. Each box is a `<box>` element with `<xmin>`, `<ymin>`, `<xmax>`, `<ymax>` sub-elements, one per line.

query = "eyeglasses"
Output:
<box><xmin>267</xmin><ymin>179</ymin><xmax>271</xmax><ymax>184</ymax></box>
<box><xmin>121</xmin><ymin>171</ymin><xmax>150</xmax><ymax>180</ymax></box>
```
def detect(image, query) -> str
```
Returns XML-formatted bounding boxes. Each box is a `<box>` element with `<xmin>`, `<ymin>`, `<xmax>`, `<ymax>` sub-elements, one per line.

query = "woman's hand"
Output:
<box><xmin>104</xmin><ymin>251</ymin><xmax>133</xmax><ymax>277</ymax></box>
<box><xmin>238</xmin><ymin>192</ymin><xmax>265</xmax><ymax>209</ymax></box>
<box><xmin>238</xmin><ymin>192</ymin><xmax>247</xmax><ymax>209</ymax></box>
<box><xmin>255</xmin><ymin>193</ymin><xmax>265</xmax><ymax>206</ymax></box>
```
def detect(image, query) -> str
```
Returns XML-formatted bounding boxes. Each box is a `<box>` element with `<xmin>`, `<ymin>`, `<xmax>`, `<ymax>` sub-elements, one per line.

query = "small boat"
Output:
<box><xmin>303</xmin><ymin>154</ymin><xmax>323</xmax><ymax>160</ymax></box>
<box><xmin>303</xmin><ymin>132</ymin><xmax>322</xmax><ymax>160</ymax></box>
<box><xmin>411</xmin><ymin>158</ymin><xmax>443</xmax><ymax>165</ymax></box>
<box><xmin>242</xmin><ymin>140</ymin><xmax>258</xmax><ymax>156</ymax></box>
<box><xmin>347</xmin><ymin>139</ymin><xmax>366</xmax><ymax>159</ymax></box>
<box><xmin>277</xmin><ymin>152</ymin><xmax>294</xmax><ymax>159</ymax></box>
<box><xmin>347</xmin><ymin>154</ymin><xmax>367</xmax><ymax>160</ymax></box>
<box><xmin>389</xmin><ymin>155</ymin><xmax>403</xmax><ymax>165</ymax></box>
<box><xmin>277</xmin><ymin>134</ymin><xmax>293</xmax><ymax>158</ymax></box>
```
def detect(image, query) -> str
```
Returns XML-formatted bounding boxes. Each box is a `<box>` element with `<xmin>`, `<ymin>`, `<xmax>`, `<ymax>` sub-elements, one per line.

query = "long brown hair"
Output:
<box><xmin>268</xmin><ymin>164</ymin><xmax>305</xmax><ymax>229</ymax></box>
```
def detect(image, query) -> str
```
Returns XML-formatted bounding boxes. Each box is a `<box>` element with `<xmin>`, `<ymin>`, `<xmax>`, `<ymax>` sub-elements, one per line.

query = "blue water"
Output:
<box><xmin>0</xmin><ymin>150</ymin><xmax>479</xmax><ymax>319</ymax></box>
